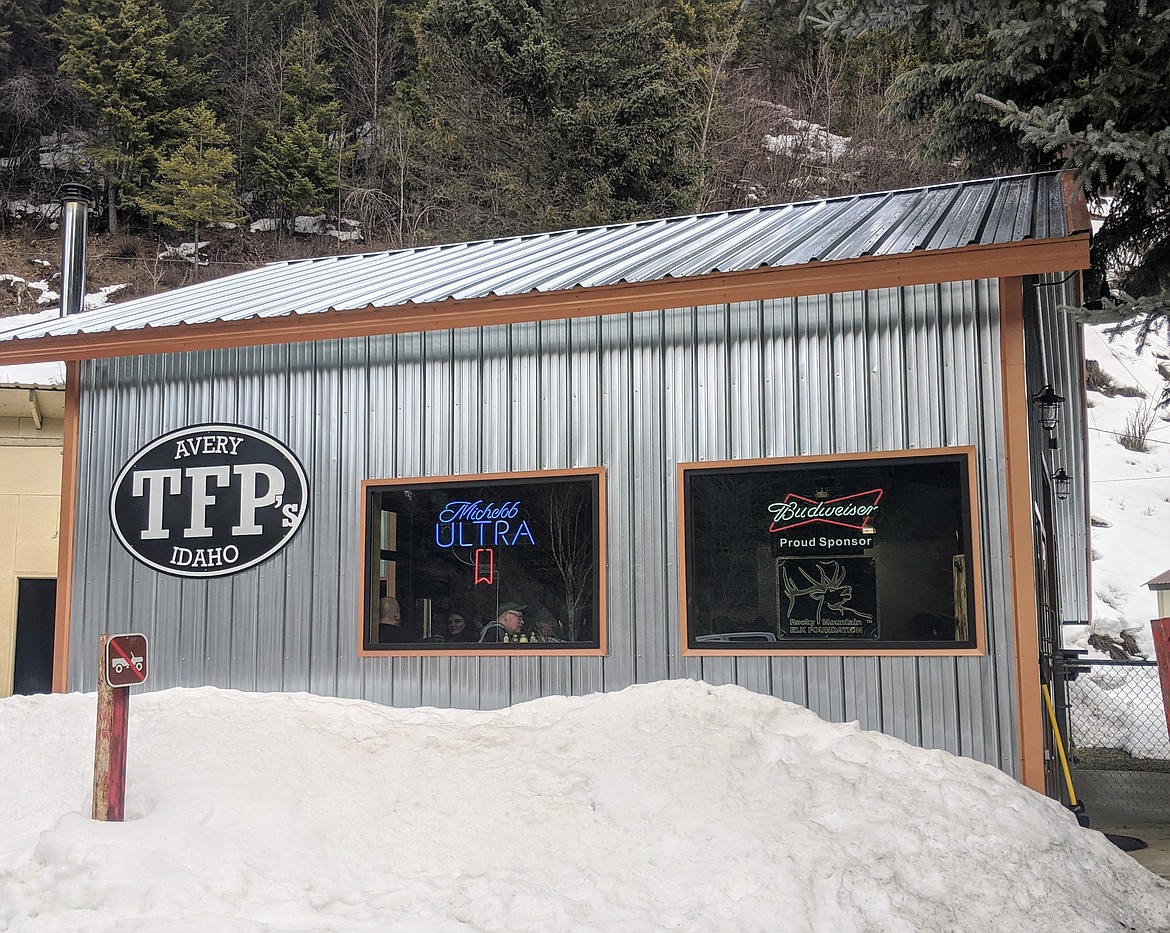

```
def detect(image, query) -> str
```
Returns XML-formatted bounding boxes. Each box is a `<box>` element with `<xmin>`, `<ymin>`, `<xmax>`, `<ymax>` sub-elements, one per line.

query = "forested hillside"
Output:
<box><xmin>8</xmin><ymin>0</ymin><xmax>1164</xmax><ymax>327</ymax></box>
<box><xmin>0</xmin><ymin>0</ymin><xmax>959</xmax><ymax>304</ymax></box>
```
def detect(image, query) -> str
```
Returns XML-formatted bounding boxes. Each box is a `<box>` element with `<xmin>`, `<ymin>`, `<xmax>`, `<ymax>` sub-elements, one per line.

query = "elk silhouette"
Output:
<box><xmin>781</xmin><ymin>561</ymin><xmax>873</xmax><ymax>625</ymax></box>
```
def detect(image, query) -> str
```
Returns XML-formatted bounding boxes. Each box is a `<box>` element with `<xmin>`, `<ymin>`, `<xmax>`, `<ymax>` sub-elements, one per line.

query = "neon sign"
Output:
<box><xmin>474</xmin><ymin>548</ymin><xmax>495</xmax><ymax>584</ymax></box>
<box><xmin>434</xmin><ymin>500</ymin><xmax>536</xmax><ymax>548</ymax></box>
<box><xmin>434</xmin><ymin>499</ymin><xmax>536</xmax><ymax>587</ymax></box>
<box><xmin>767</xmin><ymin>488</ymin><xmax>883</xmax><ymax>534</ymax></box>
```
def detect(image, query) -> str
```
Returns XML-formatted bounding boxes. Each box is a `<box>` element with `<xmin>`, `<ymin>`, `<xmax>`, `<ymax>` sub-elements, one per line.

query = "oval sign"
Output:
<box><xmin>110</xmin><ymin>423</ymin><xmax>309</xmax><ymax>578</ymax></box>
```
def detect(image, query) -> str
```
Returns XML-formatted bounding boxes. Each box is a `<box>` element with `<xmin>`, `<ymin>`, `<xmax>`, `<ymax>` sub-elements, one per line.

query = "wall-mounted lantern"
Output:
<box><xmin>1053</xmin><ymin>468</ymin><xmax>1072</xmax><ymax>501</ymax></box>
<box><xmin>1032</xmin><ymin>385</ymin><xmax>1065</xmax><ymax>432</ymax></box>
<box><xmin>1033</xmin><ymin>384</ymin><xmax>1065</xmax><ymax>450</ymax></box>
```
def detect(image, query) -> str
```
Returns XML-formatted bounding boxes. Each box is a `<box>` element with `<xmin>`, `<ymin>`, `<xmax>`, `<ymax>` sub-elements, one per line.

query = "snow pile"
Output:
<box><xmin>1070</xmin><ymin>665</ymin><xmax>1170</xmax><ymax>759</ymax></box>
<box><xmin>1</xmin><ymin>681</ymin><xmax>1168</xmax><ymax>932</ymax></box>
<box><xmin>0</xmin><ymin>274</ymin><xmax>55</xmax><ymax>309</ymax></box>
<box><xmin>84</xmin><ymin>283</ymin><xmax>128</xmax><ymax>309</ymax></box>
<box><xmin>0</xmin><ymin>274</ymin><xmax>119</xmax><ymax>312</ymax></box>
<box><xmin>764</xmin><ymin>118</ymin><xmax>851</xmax><ymax>165</ymax></box>
<box><xmin>156</xmin><ymin>241</ymin><xmax>210</xmax><ymax>264</ymax></box>
<box><xmin>249</xmin><ymin>216</ymin><xmax>363</xmax><ymax>240</ymax></box>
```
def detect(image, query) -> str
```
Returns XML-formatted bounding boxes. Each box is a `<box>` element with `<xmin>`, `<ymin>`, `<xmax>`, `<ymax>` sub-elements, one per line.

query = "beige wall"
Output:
<box><xmin>1157</xmin><ymin>590</ymin><xmax>1170</xmax><ymax>621</ymax></box>
<box><xmin>0</xmin><ymin>397</ymin><xmax>64</xmax><ymax>697</ymax></box>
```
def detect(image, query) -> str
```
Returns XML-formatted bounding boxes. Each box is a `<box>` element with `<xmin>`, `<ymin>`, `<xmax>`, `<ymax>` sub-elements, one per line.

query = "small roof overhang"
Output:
<box><xmin>1146</xmin><ymin>570</ymin><xmax>1170</xmax><ymax>591</ymax></box>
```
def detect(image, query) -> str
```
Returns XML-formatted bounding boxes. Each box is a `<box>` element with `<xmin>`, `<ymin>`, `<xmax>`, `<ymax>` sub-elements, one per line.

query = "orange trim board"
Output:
<box><xmin>999</xmin><ymin>278</ymin><xmax>1046</xmax><ymax>793</ymax></box>
<box><xmin>52</xmin><ymin>361</ymin><xmax>80</xmax><ymax>692</ymax></box>
<box><xmin>356</xmin><ymin>467</ymin><xmax>608</xmax><ymax>658</ymax></box>
<box><xmin>676</xmin><ymin>447</ymin><xmax>987</xmax><ymax>658</ymax></box>
<box><xmin>0</xmin><ymin>236</ymin><xmax>1089</xmax><ymax>366</ymax></box>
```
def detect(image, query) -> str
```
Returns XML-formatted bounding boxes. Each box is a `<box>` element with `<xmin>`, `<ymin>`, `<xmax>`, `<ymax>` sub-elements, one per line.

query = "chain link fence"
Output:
<box><xmin>1066</xmin><ymin>659</ymin><xmax>1170</xmax><ymax>826</ymax></box>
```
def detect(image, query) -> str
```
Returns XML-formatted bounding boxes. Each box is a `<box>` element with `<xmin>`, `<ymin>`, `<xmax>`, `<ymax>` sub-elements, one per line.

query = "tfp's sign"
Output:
<box><xmin>110</xmin><ymin>424</ymin><xmax>308</xmax><ymax>578</ymax></box>
<box><xmin>105</xmin><ymin>633</ymin><xmax>148</xmax><ymax>687</ymax></box>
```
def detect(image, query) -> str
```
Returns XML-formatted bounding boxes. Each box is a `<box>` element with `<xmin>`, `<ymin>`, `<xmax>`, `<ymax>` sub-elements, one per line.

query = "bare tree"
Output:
<box><xmin>329</xmin><ymin>0</ymin><xmax>399</xmax><ymax>132</ymax></box>
<box><xmin>539</xmin><ymin>485</ymin><xmax>597</xmax><ymax>640</ymax></box>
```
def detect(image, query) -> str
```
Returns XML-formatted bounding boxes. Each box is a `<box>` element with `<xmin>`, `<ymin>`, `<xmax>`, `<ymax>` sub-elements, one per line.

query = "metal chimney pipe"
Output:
<box><xmin>59</xmin><ymin>183</ymin><xmax>93</xmax><ymax>317</ymax></box>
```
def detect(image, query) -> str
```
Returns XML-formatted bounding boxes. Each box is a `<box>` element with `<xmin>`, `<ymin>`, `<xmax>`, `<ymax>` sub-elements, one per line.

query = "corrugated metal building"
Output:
<box><xmin>0</xmin><ymin>171</ymin><xmax>1092</xmax><ymax>796</ymax></box>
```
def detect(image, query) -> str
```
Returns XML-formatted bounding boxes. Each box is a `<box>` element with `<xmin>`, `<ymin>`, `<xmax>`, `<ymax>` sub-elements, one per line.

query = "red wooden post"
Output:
<box><xmin>1153</xmin><ymin>618</ymin><xmax>1170</xmax><ymax>737</ymax></box>
<box><xmin>93</xmin><ymin>634</ymin><xmax>130</xmax><ymax>822</ymax></box>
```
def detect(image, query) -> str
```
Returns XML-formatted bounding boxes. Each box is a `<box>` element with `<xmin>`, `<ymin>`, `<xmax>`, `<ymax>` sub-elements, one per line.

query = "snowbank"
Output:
<box><xmin>1</xmin><ymin>681</ymin><xmax>1167</xmax><ymax>932</ymax></box>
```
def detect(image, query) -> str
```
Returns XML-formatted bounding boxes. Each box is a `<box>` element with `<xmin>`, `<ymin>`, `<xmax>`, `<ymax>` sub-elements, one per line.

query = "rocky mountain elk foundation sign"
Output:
<box><xmin>110</xmin><ymin>424</ymin><xmax>309</xmax><ymax>578</ymax></box>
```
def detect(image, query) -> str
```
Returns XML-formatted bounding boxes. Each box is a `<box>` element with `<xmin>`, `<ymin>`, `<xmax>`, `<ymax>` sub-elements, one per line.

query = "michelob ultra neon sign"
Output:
<box><xmin>434</xmin><ymin>499</ymin><xmax>536</xmax><ymax>585</ymax></box>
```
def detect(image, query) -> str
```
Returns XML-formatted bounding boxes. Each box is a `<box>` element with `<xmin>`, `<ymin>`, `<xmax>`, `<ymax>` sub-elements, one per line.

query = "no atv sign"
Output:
<box><xmin>105</xmin><ymin>633</ymin><xmax>148</xmax><ymax>688</ymax></box>
<box><xmin>110</xmin><ymin>424</ymin><xmax>309</xmax><ymax>578</ymax></box>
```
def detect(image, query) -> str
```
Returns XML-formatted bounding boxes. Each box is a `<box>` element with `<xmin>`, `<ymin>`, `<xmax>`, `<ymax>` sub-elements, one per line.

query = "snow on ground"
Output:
<box><xmin>249</xmin><ymin>216</ymin><xmax>363</xmax><ymax>240</ymax></box>
<box><xmin>764</xmin><ymin>119</ymin><xmax>852</xmax><ymax>164</ymax></box>
<box><xmin>1</xmin><ymin>681</ymin><xmax>1168</xmax><ymax>933</ymax></box>
<box><xmin>156</xmin><ymin>241</ymin><xmax>210</xmax><ymax>264</ymax></box>
<box><xmin>1082</xmin><ymin>323</ymin><xmax>1170</xmax><ymax>653</ymax></box>
<box><xmin>1067</xmin><ymin>323</ymin><xmax>1170</xmax><ymax>760</ymax></box>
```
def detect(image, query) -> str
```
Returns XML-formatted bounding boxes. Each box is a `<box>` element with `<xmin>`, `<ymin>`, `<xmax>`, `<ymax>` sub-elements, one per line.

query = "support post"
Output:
<box><xmin>93</xmin><ymin>634</ymin><xmax>130</xmax><ymax>821</ymax></box>
<box><xmin>1153</xmin><ymin>618</ymin><xmax>1170</xmax><ymax>737</ymax></box>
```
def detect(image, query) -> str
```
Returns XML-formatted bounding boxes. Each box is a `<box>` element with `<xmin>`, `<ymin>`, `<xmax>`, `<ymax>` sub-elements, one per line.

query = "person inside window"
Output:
<box><xmin>444</xmin><ymin>611</ymin><xmax>479</xmax><ymax>642</ymax></box>
<box><xmin>427</xmin><ymin>610</ymin><xmax>479</xmax><ymax>643</ymax></box>
<box><xmin>479</xmin><ymin>603</ymin><xmax>527</xmax><ymax>643</ymax></box>
<box><xmin>377</xmin><ymin>596</ymin><xmax>411</xmax><ymax>643</ymax></box>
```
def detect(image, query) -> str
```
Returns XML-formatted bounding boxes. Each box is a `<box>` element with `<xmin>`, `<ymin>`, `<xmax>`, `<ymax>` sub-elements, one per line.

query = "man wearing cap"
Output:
<box><xmin>479</xmin><ymin>603</ymin><xmax>527</xmax><ymax>643</ymax></box>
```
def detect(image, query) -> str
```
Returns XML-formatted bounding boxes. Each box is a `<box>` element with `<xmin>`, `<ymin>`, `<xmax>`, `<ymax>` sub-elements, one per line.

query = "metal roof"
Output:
<box><xmin>0</xmin><ymin>171</ymin><xmax>1088</xmax><ymax>354</ymax></box>
<box><xmin>1146</xmin><ymin>569</ymin><xmax>1170</xmax><ymax>590</ymax></box>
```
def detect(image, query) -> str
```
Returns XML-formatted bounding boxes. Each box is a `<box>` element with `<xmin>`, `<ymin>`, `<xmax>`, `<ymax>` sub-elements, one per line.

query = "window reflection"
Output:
<box><xmin>363</xmin><ymin>471</ymin><xmax>603</xmax><ymax>651</ymax></box>
<box><xmin>683</xmin><ymin>453</ymin><xmax>977</xmax><ymax>649</ymax></box>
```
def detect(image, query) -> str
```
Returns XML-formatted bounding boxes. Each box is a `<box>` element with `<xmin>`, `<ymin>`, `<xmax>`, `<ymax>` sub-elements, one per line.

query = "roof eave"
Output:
<box><xmin>0</xmin><ymin>234</ymin><xmax>1090</xmax><ymax>366</ymax></box>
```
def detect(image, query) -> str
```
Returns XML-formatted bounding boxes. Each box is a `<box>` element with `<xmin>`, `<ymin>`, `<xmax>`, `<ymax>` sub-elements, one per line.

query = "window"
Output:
<box><xmin>360</xmin><ymin>469</ymin><xmax>605</xmax><ymax>654</ymax></box>
<box><xmin>680</xmin><ymin>448</ymin><xmax>983</xmax><ymax>653</ymax></box>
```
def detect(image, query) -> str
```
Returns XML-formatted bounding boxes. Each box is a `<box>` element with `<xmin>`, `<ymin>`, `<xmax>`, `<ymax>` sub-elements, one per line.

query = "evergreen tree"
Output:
<box><xmin>0</xmin><ymin>0</ymin><xmax>63</xmax><ymax>192</ymax></box>
<box><xmin>548</xmin><ymin>1</ymin><xmax>710</xmax><ymax>221</ymax></box>
<box><xmin>55</xmin><ymin>0</ymin><xmax>187</xmax><ymax>233</ymax></box>
<box><xmin>247</xmin><ymin>21</ymin><xmax>348</xmax><ymax>226</ymax></box>
<box><xmin>807</xmin><ymin>0</ymin><xmax>1170</xmax><ymax>333</ymax></box>
<box><xmin>411</xmin><ymin>0</ymin><xmax>725</xmax><ymax>238</ymax></box>
<box><xmin>0</xmin><ymin>0</ymin><xmax>11</xmax><ymax>71</ymax></box>
<box><xmin>166</xmin><ymin>0</ymin><xmax>229</xmax><ymax>107</ymax></box>
<box><xmin>409</xmin><ymin>0</ymin><xmax>562</xmax><ymax>238</ymax></box>
<box><xmin>139</xmin><ymin>103</ymin><xmax>240</xmax><ymax>265</ymax></box>
<box><xmin>252</xmin><ymin>104</ymin><xmax>344</xmax><ymax>222</ymax></box>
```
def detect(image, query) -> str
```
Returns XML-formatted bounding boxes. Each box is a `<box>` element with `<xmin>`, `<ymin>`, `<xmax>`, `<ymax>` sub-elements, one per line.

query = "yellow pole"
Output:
<box><xmin>1041</xmin><ymin>681</ymin><xmax>1078</xmax><ymax>807</ymax></box>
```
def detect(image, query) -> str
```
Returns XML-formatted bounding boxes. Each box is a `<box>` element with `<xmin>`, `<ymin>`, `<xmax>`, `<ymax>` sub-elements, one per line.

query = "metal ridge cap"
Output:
<box><xmin>256</xmin><ymin>172</ymin><xmax>1065</xmax><ymax>269</ymax></box>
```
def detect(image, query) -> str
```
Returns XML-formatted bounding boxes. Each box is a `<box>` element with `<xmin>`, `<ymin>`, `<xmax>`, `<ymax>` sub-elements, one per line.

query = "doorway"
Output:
<box><xmin>13</xmin><ymin>578</ymin><xmax>56</xmax><ymax>694</ymax></box>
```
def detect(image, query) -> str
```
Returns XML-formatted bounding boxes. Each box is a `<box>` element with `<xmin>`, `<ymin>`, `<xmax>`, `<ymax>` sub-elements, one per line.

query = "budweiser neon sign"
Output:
<box><xmin>767</xmin><ymin>488</ymin><xmax>883</xmax><ymax>534</ymax></box>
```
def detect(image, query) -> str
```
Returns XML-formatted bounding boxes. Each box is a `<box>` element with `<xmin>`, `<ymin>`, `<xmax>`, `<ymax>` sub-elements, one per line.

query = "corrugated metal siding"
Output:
<box><xmin>1028</xmin><ymin>274</ymin><xmax>1091</xmax><ymax>623</ymax></box>
<box><xmin>69</xmin><ymin>282</ymin><xmax>1018</xmax><ymax>772</ymax></box>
